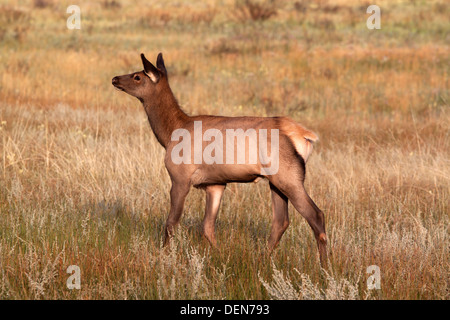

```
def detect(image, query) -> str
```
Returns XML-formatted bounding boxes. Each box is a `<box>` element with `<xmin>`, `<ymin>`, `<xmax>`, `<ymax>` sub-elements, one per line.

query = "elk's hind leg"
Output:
<box><xmin>268</xmin><ymin>183</ymin><xmax>289</xmax><ymax>252</ymax></box>
<box><xmin>203</xmin><ymin>184</ymin><xmax>226</xmax><ymax>247</ymax></box>
<box><xmin>286</xmin><ymin>186</ymin><xmax>328</xmax><ymax>267</ymax></box>
<box><xmin>268</xmin><ymin>155</ymin><xmax>328</xmax><ymax>266</ymax></box>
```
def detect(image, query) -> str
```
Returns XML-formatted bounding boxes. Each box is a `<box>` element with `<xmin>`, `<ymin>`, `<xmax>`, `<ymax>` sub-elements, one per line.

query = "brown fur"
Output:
<box><xmin>112</xmin><ymin>53</ymin><xmax>328</xmax><ymax>266</ymax></box>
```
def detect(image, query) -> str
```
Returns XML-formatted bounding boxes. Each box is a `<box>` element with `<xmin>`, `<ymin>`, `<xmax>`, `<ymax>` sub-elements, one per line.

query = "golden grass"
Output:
<box><xmin>0</xmin><ymin>0</ymin><xmax>448</xmax><ymax>299</ymax></box>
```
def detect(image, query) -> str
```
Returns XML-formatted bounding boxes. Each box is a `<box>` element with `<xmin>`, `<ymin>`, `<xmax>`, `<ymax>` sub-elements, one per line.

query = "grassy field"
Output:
<box><xmin>0</xmin><ymin>0</ymin><xmax>448</xmax><ymax>299</ymax></box>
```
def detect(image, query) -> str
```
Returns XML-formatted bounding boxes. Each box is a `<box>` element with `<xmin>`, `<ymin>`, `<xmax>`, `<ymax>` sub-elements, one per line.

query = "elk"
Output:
<box><xmin>112</xmin><ymin>53</ymin><xmax>328</xmax><ymax>265</ymax></box>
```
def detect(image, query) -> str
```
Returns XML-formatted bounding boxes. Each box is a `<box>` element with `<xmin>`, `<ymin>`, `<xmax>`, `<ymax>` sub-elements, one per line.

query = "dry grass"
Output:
<box><xmin>231</xmin><ymin>0</ymin><xmax>279</xmax><ymax>22</ymax></box>
<box><xmin>0</xmin><ymin>0</ymin><xmax>448</xmax><ymax>299</ymax></box>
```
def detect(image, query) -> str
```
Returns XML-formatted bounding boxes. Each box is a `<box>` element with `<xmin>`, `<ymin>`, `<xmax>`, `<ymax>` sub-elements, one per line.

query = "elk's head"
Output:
<box><xmin>112</xmin><ymin>53</ymin><xmax>167</xmax><ymax>102</ymax></box>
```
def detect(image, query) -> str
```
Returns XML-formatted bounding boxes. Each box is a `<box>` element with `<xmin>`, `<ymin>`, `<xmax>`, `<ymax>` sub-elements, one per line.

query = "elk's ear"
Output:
<box><xmin>141</xmin><ymin>53</ymin><xmax>159</xmax><ymax>83</ymax></box>
<box><xmin>156</xmin><ymin>52</ymin><xmax>167</xmax><ymax>76</ymax></box>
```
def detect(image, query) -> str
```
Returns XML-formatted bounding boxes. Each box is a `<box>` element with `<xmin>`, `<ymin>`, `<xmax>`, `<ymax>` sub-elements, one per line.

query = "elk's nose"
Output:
<box><xmin>112</xmin><ymin>77</ymin><xmax>119</xmax><ymax>85</ymax></box>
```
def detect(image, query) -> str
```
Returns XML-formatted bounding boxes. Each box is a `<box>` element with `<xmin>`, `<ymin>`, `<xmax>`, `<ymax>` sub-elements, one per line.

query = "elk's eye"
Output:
<box><xmin>134</xmin><ymin>75</ymin><xmax>140</xmax><ymax>81</ymax></box>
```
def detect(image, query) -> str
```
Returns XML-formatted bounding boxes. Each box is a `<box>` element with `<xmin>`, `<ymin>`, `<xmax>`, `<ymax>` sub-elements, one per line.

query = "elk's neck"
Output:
<box><xmin>142</xmin><ymin>86</ymin><xmax>189</xmax><ymax>149</ymax></box>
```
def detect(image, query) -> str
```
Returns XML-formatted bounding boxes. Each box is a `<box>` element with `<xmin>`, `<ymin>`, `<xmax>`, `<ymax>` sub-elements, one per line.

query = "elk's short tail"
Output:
<box><xmin>280</xmin><ymin>118</ymin><xmax>318</xmax><ymax>162</ymax></box>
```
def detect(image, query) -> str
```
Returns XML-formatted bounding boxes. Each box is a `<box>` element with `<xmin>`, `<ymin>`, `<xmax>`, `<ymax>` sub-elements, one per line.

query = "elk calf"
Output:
<box><xmin>112</xmin><ymin>53</ymin><xmax>328</xmax><ymax>266</ymax></box>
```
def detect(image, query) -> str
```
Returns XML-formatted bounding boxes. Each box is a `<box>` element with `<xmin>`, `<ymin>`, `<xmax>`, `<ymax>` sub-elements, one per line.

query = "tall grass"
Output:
<box><xmin>0</xmin><ymin>0</ymin><xmax>448</xmax><ymax>299</ymax></box>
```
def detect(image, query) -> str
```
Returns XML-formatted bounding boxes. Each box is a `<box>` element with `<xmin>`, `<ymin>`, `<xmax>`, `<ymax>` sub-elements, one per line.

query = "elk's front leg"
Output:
<box><xmin>202</xmin><ymin>184</ymin><xmax>226</xmax><ymax>247</ymax></box>
<box><xmin>163</xmin><ymin>180</ymin><xmax>190</xmax><ymax>246</ymax></box>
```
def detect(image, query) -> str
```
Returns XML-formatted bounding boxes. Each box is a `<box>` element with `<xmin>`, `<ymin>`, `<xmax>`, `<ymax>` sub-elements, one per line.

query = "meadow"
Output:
<box><xmin>0</xmin><ymin>0</ymin><xmax>448</xmax><ymax>299</ymax></box>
